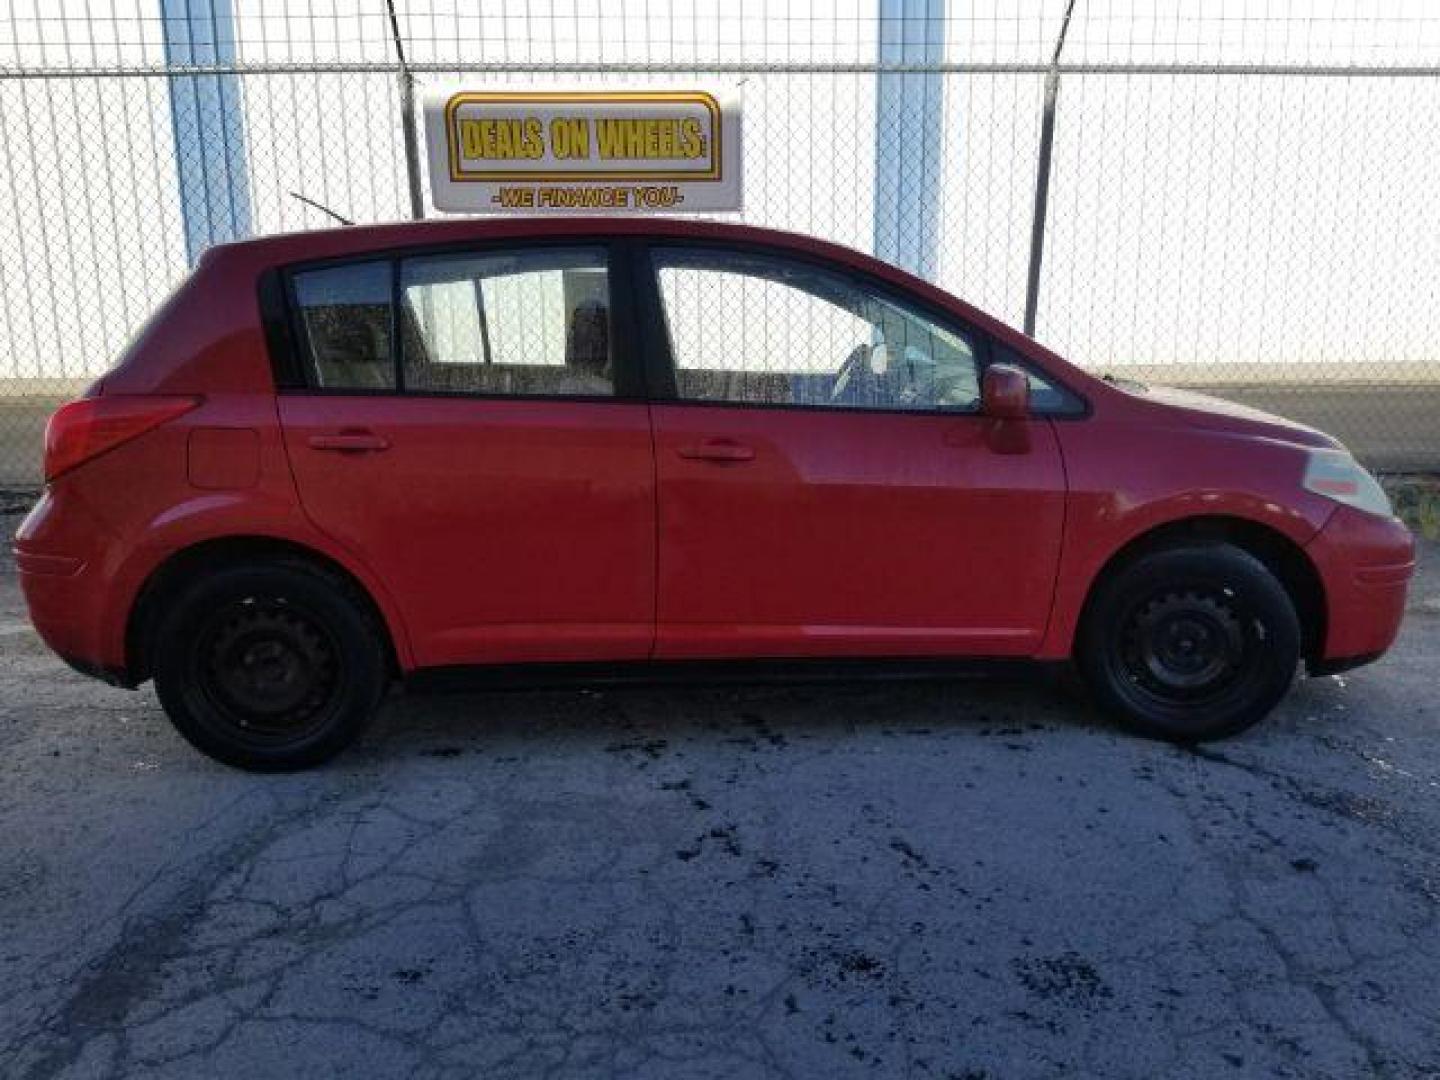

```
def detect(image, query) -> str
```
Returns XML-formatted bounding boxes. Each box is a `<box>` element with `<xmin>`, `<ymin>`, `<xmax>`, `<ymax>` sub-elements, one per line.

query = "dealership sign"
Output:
<box><xmin>423</xmin><ymin>86</ymin><xmax>742</xmax><ymax>214</ymax></box>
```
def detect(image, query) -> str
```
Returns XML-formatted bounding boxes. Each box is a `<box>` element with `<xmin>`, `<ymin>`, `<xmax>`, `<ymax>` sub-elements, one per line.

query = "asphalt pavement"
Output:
<box><xmin>1</xmin><ymin>512</ymin><xmax>1437</xmax><ymax>1079</ymax></box>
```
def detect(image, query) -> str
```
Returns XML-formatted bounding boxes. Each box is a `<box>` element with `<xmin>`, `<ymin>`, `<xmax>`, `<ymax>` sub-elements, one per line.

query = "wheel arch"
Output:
<box><xmin>125</xmin><ymin>535</ymin><xmax>405</xmax><ymax>685</ymax></box>
<box><xmin>1074</xmin><ymin>514</ymin><xmax>1327</xmax><ymax>665</ymax></box>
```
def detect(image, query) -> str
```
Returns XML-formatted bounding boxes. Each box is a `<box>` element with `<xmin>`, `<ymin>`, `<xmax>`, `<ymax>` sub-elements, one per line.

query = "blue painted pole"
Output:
<box><xmin>161</xmin><ymin>0</ymin><xmax>252</xmax><ymax>265</ymax></box>
<box><xmin>873</xmin><ymin>0</ymin><xmax>945</xmax><ymax>280</ymax></box>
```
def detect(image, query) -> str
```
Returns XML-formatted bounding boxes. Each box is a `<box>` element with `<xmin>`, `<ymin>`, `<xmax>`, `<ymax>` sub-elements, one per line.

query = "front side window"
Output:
<box><xmin>653</xmin><ymin>248</ymin><xmax>980</xmax><ymax>412</ymax></box>
<box><xmin>401</xmin><ymin>247</ymin><xmax>613</xmax><ymax>397</ymax></box>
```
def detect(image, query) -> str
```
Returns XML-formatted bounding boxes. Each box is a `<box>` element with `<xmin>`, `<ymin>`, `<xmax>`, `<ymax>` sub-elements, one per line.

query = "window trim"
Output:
<box><xmin>631</xmin><ymin>238</ymin><xmax>1091</xmax><ymax>420</ymax></box>
<box><xmin>259</xmin><ymin>233</ymin><xmax>1090</xmax><ymax>417</ymax></box>
<box><xmin>992</xmin><ymin>341</ymin><xmax>1088</xmax><ymax>418</ymax></box>
<box><xmin>267</xmin><ymin>237</ymin><xmax>647</xmax><ymax>403</ymax></box>
<box><xmin>258</xmin><ymin>267</ymin><xmax>304</xmax><ymax>390</ymax></box>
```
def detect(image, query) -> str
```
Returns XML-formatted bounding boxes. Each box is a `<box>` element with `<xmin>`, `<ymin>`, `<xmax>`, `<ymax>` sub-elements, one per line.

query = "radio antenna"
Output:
<box><xmin>288</xmin><ymin>191</ymin><xmax>354</xmax><ymax>226</ymax></box>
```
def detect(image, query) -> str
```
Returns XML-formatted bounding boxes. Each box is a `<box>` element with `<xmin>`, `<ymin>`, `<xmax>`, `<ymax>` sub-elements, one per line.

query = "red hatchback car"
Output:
<box><xmin>16</xmin><ymin>218</ymin><xmax>1415</xmax><ymax>769</ymax></box>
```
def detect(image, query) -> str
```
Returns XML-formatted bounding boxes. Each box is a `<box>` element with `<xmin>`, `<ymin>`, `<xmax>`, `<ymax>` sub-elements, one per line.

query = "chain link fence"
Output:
<box><xmin>2</xmin><ymin>2</ymin><xmax>1438</xmax><ymax>485</ymax></box>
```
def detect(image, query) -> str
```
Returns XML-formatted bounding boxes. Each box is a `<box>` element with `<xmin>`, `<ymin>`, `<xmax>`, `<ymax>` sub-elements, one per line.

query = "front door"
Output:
<box><xmin>278</xmin><ymin>244</ymin><xmax>655</xmax><ymax>667</ymax></box>
<box><xmin>642</xmin><ymin>245</ymin><xmax>1068</xmax><ymax>659</ymax></box>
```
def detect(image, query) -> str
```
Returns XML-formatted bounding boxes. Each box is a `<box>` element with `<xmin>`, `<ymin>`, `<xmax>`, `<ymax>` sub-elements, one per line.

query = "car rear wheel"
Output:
<box><xmin>151</xmin><ymin>561</ymin><xmax>388</xmax><ymax>770</ymax></box>
<box><xmin>1077</xmin><ymin>543</ymin><xmax>1301</xmax><ymax>742</ymax></box>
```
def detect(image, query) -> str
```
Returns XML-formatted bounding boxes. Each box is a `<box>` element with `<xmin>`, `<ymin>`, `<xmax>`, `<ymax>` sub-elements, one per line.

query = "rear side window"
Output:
<box><xmin>291</xmin><ymin>261</ymin><xmax>394</xmax><ymax>390</ymax></box>
<box><xmin>286</xmin><ymin>247</ymin><xmax>615</xmax><ymax>397</ymax></box>
<box><xmin>400</xmin><ymin>248</ymin><xmax>613</xmax><ymax>397</ymax></box>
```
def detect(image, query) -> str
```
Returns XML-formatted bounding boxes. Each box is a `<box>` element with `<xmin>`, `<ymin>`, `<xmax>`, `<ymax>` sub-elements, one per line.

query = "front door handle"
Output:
<box><xmin>307</xmin><ymin>430</ymin><xmax>390</xmax><ymax>453</ymax></box>
<box><xmin>676</xmin><ymin>439</ymin><xmax>755</xmax><ymax>463</ymax></box>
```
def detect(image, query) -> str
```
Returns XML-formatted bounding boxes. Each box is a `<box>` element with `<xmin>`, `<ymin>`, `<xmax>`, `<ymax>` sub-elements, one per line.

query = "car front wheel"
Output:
<box><xmin>151</xmin><ymin>560</ymin><xmax>389</xmax><ymax>770</ymax></box>
<box><xmin>1077</xmin><ymin>543</ymin><xmax>1301</xmax><ymax>742</ymax></box>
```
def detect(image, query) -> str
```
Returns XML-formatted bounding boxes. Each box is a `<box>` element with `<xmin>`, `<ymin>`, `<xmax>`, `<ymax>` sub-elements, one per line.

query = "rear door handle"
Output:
<box><xmin>307</xmin><ymin>430</ymin><xmax>390</xmax><ymax>453</ymax></box>
<box><xmin>676</xmin><ymin>439</ymin><xmax>755</xmax><ymax>463</ymax></box>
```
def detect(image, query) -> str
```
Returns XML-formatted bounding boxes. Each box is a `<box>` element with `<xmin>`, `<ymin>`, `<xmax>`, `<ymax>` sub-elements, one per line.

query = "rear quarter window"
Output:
<box><xmin>291</xmin><ymin>261</ymin><xmax>395</xmax><ymax>390</ymax></box>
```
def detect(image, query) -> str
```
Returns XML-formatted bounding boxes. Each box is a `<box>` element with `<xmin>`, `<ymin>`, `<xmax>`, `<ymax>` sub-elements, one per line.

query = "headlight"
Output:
<box><xmin>1302</xmin><ymin>449</ymin><xmax>1392</xmax><ymax>517</ymax></box>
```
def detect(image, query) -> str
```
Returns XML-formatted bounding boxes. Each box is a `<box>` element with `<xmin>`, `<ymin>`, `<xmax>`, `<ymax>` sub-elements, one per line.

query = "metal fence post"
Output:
<box><xmin>386</xmin><ymin>0</ymin><xmax>425</xmax><ymax>221</ymax></box>
<box><xmin>873</xmin><ymin>0</ymin><xmax>945</xmax><ymax>279</ymax></box>
<box><xmin>1023</xmin><ymin>0</ymin><xmax>1078</xmax><ymax>337</ymax></box>
<box><xmin>160</xmin><ymin>0</ymin><xmax>252</xmax><ymax>265</ymax></box>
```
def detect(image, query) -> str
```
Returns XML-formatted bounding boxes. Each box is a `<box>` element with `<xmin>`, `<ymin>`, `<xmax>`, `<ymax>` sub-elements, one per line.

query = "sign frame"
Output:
<box><xmin>424</xmin><ymin>84</ymin><xmax>743</xmax><ymax>214</ymax></box>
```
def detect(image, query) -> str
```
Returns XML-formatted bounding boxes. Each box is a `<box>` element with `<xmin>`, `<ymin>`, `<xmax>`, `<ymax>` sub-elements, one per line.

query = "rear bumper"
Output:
<box><xmin>17</xmin><ymin>562</ymin><xmax>133</xmax><ymax>684</ymax></box>
<box><xmin>1305</xmin><ymin>506</ymin><xmax>1415</xmax><ymax>670</ymax></box>
<box><xmin>14</xmin><ymin>490</ymin><xmax>133</xmax><ymax>684</ymax></box>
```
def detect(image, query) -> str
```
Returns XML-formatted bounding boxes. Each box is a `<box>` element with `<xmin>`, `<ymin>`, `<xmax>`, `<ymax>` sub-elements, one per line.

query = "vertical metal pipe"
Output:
<box><xmin>386</xmin><ymin>0</ymin><xmax>425</xmax><ymax>221</ymax></box>
<box><xmin>1022</xmin><ymin>0</ymin><xmax>1078</xmax><ymax>337</ymax></box>
<box><xmin>471</xmin><ymin>279</ymin><xmax>494</xmax><ymax>365</ymax></box>
<box><xmin>1023</xmin><ymin>70</ymin><xmax>1059</xmax><ymax>336</ymax></box>
<box><xmin>161</xmin><ymin>0</ymin><xmax>251</xmax><ymax>265</ymax></box>
<box><xmin>873</xmin><ymin>0</ymin><xmax>945</xmax><ymax>280</ymax></box>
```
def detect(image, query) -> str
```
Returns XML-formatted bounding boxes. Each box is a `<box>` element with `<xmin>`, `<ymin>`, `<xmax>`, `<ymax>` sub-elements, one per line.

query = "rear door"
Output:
<box><xmin>277</xmin><ymin>242</ymin><xmax>656</xmax><ymax>668</ymax></box>
<box><xmin>641</xmin><ymin>244</ymin><xmax>1070</xmax><ymax>659</ymax></box>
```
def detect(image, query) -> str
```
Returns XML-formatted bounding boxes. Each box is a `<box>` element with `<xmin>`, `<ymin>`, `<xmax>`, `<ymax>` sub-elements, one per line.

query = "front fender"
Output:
<box><xmin>1038</xmin><ymin>422</ymin><xmax>1337</xmax><ymax>660</ymax></box>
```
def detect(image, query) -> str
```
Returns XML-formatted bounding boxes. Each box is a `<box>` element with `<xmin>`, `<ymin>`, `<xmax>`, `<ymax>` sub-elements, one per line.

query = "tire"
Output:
<box><xmin>1076</xmin><ymin>543</ymin><xmax>1301</xmax><ymax>742</ymax></box>
<box><xmin>150</xmin><ymin>560</ymin><xmax>389</xmax><ymax>771</ymax></box>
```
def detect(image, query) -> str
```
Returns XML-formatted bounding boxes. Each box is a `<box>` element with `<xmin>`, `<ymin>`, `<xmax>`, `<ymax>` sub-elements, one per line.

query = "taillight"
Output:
<box><xmin>44</xmin><ymin>395</ymin><xmax>200</xmax><ymax>481</ymax></box>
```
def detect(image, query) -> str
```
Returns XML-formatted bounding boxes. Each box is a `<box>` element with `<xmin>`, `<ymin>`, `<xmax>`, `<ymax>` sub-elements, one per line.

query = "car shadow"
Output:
<box><xmin>358</xmin><ymin>672</ymin><xmax>1114</xmax><ymax>763</ymax></box>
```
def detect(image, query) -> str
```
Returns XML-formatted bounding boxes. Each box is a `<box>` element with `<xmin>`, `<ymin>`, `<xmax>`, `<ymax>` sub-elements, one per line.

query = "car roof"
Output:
<box><xmin>212</xmin><ymin>216</ymin><xmax>880</xmax><ymax>274</ymax></box>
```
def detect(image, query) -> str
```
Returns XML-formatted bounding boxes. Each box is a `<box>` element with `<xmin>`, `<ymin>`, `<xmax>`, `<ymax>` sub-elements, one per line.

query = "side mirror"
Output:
<box><xmin>982</xmin><ymin>364</ymin><xmax>1030</xmax><ymax>420</ymax></box>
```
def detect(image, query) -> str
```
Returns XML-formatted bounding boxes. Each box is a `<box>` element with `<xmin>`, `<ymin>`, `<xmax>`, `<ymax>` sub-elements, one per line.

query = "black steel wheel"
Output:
<box><xmin>1077</xmin><ymin>543</ymin><xmax>1301</xmax><ymax>742</ymax></box>
<box><xmin>151</xmin><ymin>560</ymin><xmax>388</xmax><ymax>770</ymax></box>
<box><xmin>196</xmin><ymin>600</ymin><xmax>339</xmax><ymax>741</ymax></box>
